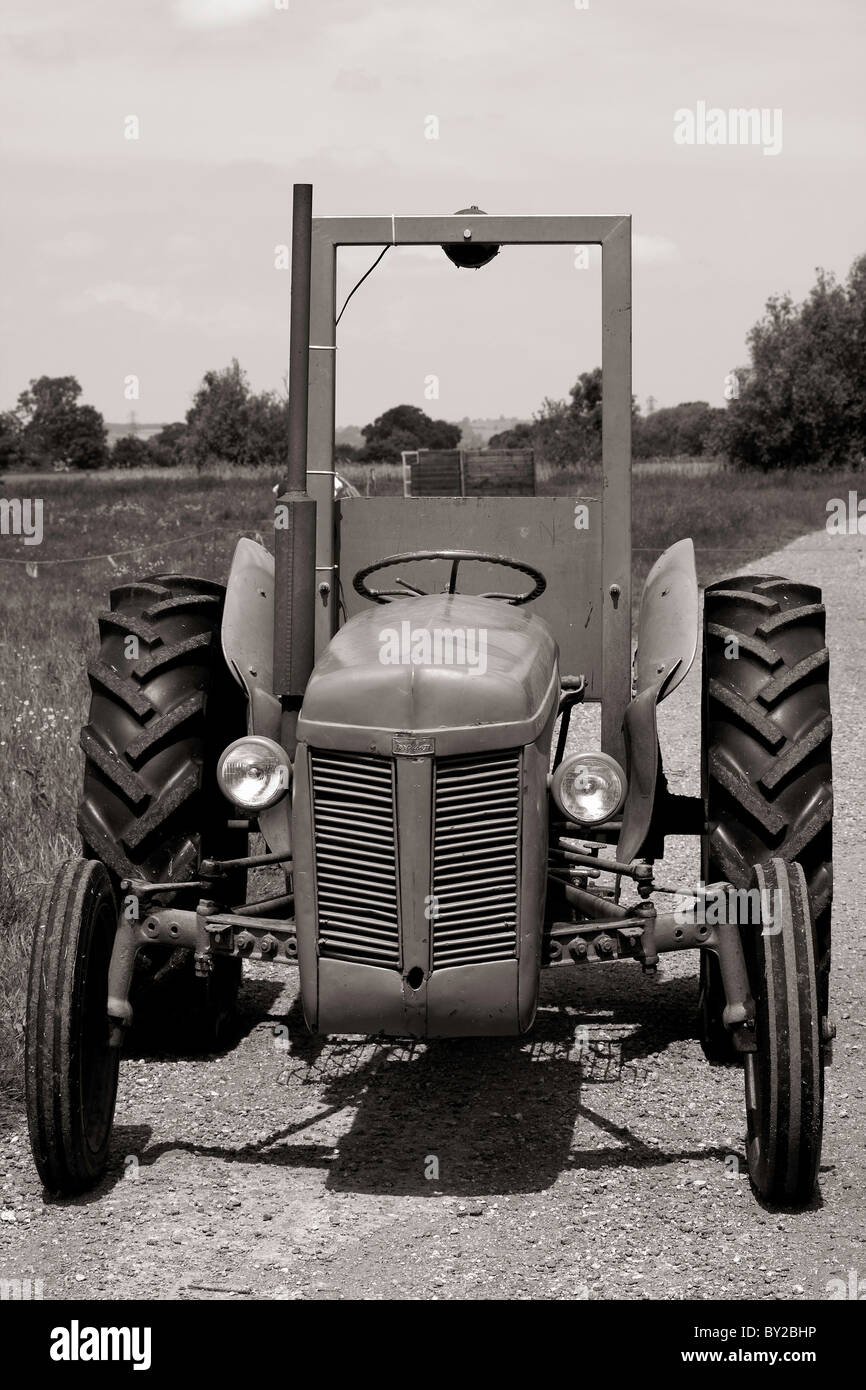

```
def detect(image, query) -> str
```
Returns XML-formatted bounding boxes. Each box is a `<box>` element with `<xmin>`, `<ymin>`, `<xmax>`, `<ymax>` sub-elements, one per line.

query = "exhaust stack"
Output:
<box><xmin>274</xmin><ymin>183</ymin><xmax>317</xmax><ymax>748</ymax></box>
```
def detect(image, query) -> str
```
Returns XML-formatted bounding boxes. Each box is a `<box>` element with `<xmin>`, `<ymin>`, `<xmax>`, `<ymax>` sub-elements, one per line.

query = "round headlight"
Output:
<box><xmin>551</xmin><ymin>751</ymin><xmax>626</xmax><ymax>825</ymax></box>
<box><xmin>217</xmin><ymin>737</ymin><xmax>291</xmax><ymax>811</ymax></box>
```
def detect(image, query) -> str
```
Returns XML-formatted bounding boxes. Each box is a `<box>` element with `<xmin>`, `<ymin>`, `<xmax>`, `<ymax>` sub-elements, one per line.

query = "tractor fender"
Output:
<box><xmin>221</xmin><ymin>537</ymin><xmax>289</xmax><ymax>855</ymax></box>
<box><xmin>633</xmin><ymin>538</ymin><xmax>698</xmax><ymax>702</ymax></box>
<box><xmin>617</xmin><ymin>539</ymin><xmax>698</xmax><ymax>863</ymax></box>
<box><xmin>222</xmin><ymin>537</ymin><xmax>280</xmax><ymax>738</ymax></box>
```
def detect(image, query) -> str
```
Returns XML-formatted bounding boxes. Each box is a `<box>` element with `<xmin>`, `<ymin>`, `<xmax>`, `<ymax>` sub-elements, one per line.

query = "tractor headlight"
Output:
<box><xmin>217</xmin><ymin>737</ymin><xmax>291</xmax><ymax>811</ymax></box>
<box><xmin>551</xmin><ymin>752</ymin><xmax>626</xmax><ymax>825</ymax></box>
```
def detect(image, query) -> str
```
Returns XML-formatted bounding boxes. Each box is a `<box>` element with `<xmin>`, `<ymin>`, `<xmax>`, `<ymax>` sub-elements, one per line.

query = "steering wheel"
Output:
<box><xmin>352</xmin><ymin>549</ymin><xmax>547</xmax><ymax>606</ymax></box>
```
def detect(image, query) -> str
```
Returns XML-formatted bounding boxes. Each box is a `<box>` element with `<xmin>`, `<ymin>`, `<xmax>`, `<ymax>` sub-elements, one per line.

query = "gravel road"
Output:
<box><xmin>2</xmin><ymin>526</ymin><xmax>864</xmax><ymax>1302</ymax></box>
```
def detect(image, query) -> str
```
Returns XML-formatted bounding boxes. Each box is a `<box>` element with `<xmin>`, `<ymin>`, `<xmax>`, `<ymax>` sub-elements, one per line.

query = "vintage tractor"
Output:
<box><xmin>26</xmin><ymin>188</ymin><xmax>833</xmax><ymax>1205</ymax></box>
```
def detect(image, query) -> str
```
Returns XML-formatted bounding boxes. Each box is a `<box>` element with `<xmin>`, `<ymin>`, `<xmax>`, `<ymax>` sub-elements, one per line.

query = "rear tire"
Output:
<box><xmin>77</xmin><ymin>574</ymin><xmax>247</xmax><ymax>1043</ymax></box>
<box><xmin>26</xmin><ymin>859</ymin><xmax>120</xmax><ymax>1194</ymax></box>
<box><xmin>700</xmin><ymin>575</ymin><xmax>832</xmax><ymax>1063</ymax></box>
<box><xmin>745</xmin><ymin>858</ymin><xmax>823</xmax><ymax>1205</ymax></box>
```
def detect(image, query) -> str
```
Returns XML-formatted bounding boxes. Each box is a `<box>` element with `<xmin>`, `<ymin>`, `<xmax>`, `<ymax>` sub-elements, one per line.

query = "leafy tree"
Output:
<box><xmin>183</xmin><ymin>361</ymin><xmax>290</xmax><ymax>469</ymax></box>
<box><xmin>147</xmin><ymin>422</ymin><xmax>188</xmax><ymax>468</ymax></box>
<box><xmin>568</xmin><ymin>367</ymin><xmax>604</xmax><ymax>440</ymax></box>
<box><xmin>488</xmin><ymin>420</ymin><xmax>533</xmax><ymax>449</ymax></box>
<box><xmin>721</xmin><ymin>254</ymin><xmax>866</xmax><ymax>469</ymax></box>
<box><xmin>530</xmin><ymin>369</ymin><xmax>615</xmax><ymax>468</ymax></box>
<box><xmin>184</xmin><ymin>359</ymin><xmax>253</xmax><ymax>469</ymax></box>
<box><xmin>0</xmin><ymin>412</ymin><xmax>25</xmax><ymax>472</ymax></box>
<box><xmin>14</xmin><ymin>375</ymin><xmax>107</xmax><ymax>470</ymax></box>
<box><xmin>633</xmin><ymin>401</ymin><xmax>724</xmax><ymax>458</ymax></box>
<box><xmin>496</xmin><ymin>373</ymin><xmax>724</xmax><ymax>467</ymax></box>
<box><xmin>112</xmin><ymin>435</ymin><xmax>153</xmax><ymax>470</ymax></box>
<box><xmin>63</xmin><ymin>404</ymin><xmax>109</xmax><ymax>470</ymax></box>
<box><xmin>245</xmin><ymin>391</ymin><xmax>289</xmax><ymax>469</ymax></box>
<box><xmin>359</xmin><ymin>404</ymin><xmax>461</xmax><ymax>463</ymax></box>
<box><xmin>531</xmin><ymin>397</ymin><xmax>580</xmax><ymax>469</ymax></box>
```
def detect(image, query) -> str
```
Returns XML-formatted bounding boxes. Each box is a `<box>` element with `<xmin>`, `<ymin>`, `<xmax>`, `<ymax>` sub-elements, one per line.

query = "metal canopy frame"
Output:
<box><xmin>303</xmin><ymin>209</ymin><xmax>632</xmax><ymax>761</ymax></box>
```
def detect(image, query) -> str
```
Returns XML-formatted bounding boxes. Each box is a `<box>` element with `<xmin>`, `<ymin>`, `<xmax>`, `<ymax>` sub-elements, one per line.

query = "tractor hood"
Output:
<box><xmin>297</xmin><ymin>593</ymin><xmax>559</xmax><ymax>752</ymax></box>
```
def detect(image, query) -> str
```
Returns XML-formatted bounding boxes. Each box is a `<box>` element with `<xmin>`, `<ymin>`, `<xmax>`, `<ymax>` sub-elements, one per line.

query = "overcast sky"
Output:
<box><xmin>2</xmin><ymin>0</ymin><xmax>864</xmax><ymax>428</ymax></box>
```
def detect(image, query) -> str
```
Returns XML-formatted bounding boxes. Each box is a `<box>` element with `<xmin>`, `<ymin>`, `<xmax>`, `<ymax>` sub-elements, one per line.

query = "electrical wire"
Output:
<box><xmin>335</xmin><ymin>246</ymin><xmax>389</xmax><ymax>327</ymax></box>
<box><xmin>0</xmin><ymin>525</ymin><xmax>260</xmax><ymax>566</ymax></box>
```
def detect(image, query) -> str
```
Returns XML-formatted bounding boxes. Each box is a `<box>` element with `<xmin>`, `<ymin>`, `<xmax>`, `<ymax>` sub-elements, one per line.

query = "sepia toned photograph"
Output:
<box><xmin>0</xmin><ymin>0</ymin><xmax>863</xmax><ymax>1352</ymax></box>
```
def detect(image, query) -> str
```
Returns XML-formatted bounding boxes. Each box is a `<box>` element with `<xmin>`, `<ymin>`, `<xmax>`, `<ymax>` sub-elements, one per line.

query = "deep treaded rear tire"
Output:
<box><xmin>77</xmin><ymin>573</ymin><xmax>247</xmax><ymax>1044</ymax></box>
<box><xmin>700</xmin><ymin>574</ymin><xmax>832</xmax><ymax>1062</ymax></box>
<box><xmin>78</xmin><ymin>573</ymin><xmax>245</xmax><ymax>882</ymax></box>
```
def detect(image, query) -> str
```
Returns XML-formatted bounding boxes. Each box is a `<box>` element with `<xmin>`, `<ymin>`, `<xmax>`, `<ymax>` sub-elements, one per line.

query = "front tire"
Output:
<box><xmin>26</xmin><ymin>859</ymin><xmax>120</xmax><ymax>1194</ymax></box>
<box><xmin>745</xmin><ymin>858</ymin><xmax>823</xmax><ymax>1205</ymax></box>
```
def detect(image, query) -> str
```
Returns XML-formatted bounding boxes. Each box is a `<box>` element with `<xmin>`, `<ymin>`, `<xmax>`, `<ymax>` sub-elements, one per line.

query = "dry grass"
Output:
<box><xmin>338</xmin><ymin>454</ymin><xmax>729</xmax><ymax>495</ymax></box>
<box><xmin>0</xmin><ymin>462</ymin><xmax>857</xmax><ymax>1098</ymax></box>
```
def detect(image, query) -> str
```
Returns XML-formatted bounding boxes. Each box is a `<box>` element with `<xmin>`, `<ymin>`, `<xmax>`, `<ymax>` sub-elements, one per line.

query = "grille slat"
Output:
<box><xmin>319</xmin><ymin>920</ymin><xmax>400</xmax><ymax>940</ymax></box>
<box><xmin>311</xmin><ymin>750</ymin><xmax>400</xmax><ymax>968</ymax></box>
<box><xmin>318</xmin><ymin>921</ymin><xmax>400</xmax><ymax>940</ymax></box>
<box><xmin>435</xmin><ymin>886</ymin><xmax>516</xmax><ymax>905</ymax></box>
<box><xmin>313</xmin><ymin>838</ymin><xmax>394</xmax><ymax>861</ymax></box>
<box><xmin>434</xmin><ymin>925</ymin><xmax>517</xmax><ymax>943</ymax></box>
<box><xmin>316</xmin><ymin>870</ymin><xmax>397</xmax><ymax>893</ymax></box>
<box><xmin>435</xmin><ymin>907</ymin><xmax>516</xmax><ymax>924</ymax></box>
<box><xmin>435</xmin><ymin>942</ymin><xmax>517</xmax><ymax>962</ymax></box>
<box><xmin>434</xmin><ymin>872</ymin><xmax>515</xmax><ymax>888</ymax></box>
<box><xmin>432</xmin><ymin>750</ymin><xmax>520</xmax><ymax>969</ymax></box>
<box><xmin>434</xmin><ymin>818</ymin><xmax>518</xmax><ymax>837</ymax></box>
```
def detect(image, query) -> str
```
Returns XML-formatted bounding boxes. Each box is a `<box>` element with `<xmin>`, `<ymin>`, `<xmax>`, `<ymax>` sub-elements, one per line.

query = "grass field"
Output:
<box><xmin>0</xmin><ymin>460</ymin><xmax>857</xmax><ymax>1098</ymax></box>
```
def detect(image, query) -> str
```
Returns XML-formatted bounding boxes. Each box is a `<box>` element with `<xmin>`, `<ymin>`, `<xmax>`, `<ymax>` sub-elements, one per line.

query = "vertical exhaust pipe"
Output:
<box><xmin>274</xmin><ymin>183</ymin><xmax>317</xmax><ymax>752</ymax></box>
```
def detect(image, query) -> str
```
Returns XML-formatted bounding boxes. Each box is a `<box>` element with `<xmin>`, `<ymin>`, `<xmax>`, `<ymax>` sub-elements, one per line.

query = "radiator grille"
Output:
<box><xmin>432</xmin><ymin>750</ymin><xmax>521</xmax><ymax>968</ymax></box>
<box><xmin>310</xmin><ymin>750</ymin><xmax>401</xmax><ymax>968</ymax></box>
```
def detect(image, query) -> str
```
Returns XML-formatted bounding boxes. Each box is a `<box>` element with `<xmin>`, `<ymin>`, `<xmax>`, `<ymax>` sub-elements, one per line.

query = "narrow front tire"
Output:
<box><xmin>26</xmin><ymin>858</ymin><xmax>121</xmax><ymax>1195</ymax></box>
<box><xmin>745</xmin><ymin>858</ymin><xmax>823</xmax><ymax>1205</ymax></box>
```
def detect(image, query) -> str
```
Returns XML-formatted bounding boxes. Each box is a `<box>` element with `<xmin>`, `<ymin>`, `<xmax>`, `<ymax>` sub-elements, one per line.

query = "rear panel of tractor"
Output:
<box><xmin>336</xmin><ymin>496</ymin><xmax>602</xmax><ymax>688</ymax></box>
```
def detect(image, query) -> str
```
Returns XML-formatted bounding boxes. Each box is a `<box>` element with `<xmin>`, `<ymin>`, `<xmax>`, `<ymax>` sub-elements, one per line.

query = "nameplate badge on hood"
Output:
<box><xmin>392</xmin><ymin>735</ymin><xmax>435</xmax><ymax>756</ymax></box>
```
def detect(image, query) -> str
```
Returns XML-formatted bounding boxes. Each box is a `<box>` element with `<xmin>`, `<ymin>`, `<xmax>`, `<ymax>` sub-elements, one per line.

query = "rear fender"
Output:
<box><xmin>617</xmin><ymin>539</ymin><xmax>698</xmax><ymax>862</ymax></box>
<box><xmin>221</xmin><ymin>537</ymin><xmax>288</xmax><ymax>854</ymax></box>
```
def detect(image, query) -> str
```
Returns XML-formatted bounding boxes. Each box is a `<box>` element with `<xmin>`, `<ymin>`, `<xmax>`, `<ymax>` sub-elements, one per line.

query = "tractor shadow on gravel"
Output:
<box><xmin>304</xmin><ymin>969</ymin><xmax>737</xmax><ymax>1196</ymax></box>
<box><xmin>96</xmin><ymin>964</ymin><xmax>747</xmax><ymax>1198</ymax></box>
<box><xmin>121</xmin><ymin>974</ymin><xmax>286</xmax><ymax>1062</ymax></box>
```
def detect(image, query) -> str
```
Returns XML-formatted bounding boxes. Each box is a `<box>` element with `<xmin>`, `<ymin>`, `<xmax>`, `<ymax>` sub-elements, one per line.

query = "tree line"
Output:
<box><xmin>2</xmin><ymin>252</ymin><xmax>863</xmax><ymax>474</ymax></box>
<box><xmin>487</xmin><ymin>373</ymin><xmax>726</xmax><ymax>463</ymax></box>
<box><xmin>491</xmin><ymin>251</ymin><xmax>865</xmax><ymax>470</ymax></box>
<box><xmin>0</xmin><ymin>360</ymin><xmax>290</xmax><ymax>474</ymax></box>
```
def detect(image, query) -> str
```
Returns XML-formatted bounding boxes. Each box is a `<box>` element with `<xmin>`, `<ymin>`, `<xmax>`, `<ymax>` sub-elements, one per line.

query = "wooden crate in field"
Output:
<box><xmin>463</xmin><ymin>448</ymin><xmax>535</xmax><ymax>495</ymax></box>
<box><xmin>402</xmin><ymin>447</ymin><xmax>535</xmax><ymax>496</ymax></box>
